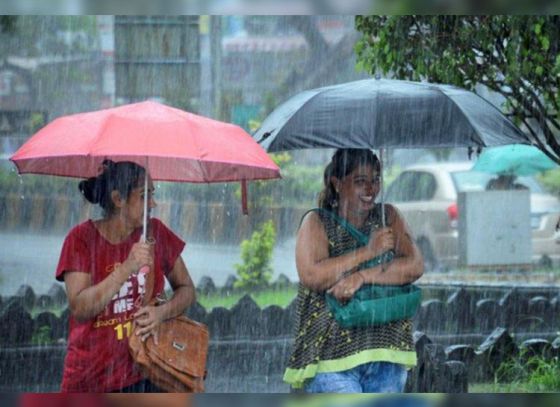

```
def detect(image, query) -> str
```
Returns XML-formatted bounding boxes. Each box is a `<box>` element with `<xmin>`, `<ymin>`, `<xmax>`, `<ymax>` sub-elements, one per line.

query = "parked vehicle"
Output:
<box><xmin>385</xmin><ymin>162</ymin><xmax>560</xmax><ymax>270</ymax></box>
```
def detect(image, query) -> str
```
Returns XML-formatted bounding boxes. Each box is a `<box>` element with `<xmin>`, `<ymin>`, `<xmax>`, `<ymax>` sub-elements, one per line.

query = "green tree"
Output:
<box><xmin>0</xmin><ymin>16</ymin><xmax>98</xmax><ymax>59</ymax></box>
<box><xmin>234</xmin><ymin>220</ymin><xmax>276</xmax><ymax>289</ymax></box>
<box><xmin>355</xmin><ymin>16</ymin><xmax>560</xmax><ymax>164</ymax></box>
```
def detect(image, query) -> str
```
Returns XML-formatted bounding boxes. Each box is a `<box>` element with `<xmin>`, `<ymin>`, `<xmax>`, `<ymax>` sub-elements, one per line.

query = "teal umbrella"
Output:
<box><xmin>473</xmin><ymin>144</ymin><xmax>557</xmax><ymax>176</ymax></box>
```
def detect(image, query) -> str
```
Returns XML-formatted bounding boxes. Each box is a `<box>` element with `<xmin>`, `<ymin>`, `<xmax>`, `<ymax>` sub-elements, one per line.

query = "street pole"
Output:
<box><xmin>210</xmin><ymin>16</ymin><xmax>222</xmax><ymax>120</ymax></box>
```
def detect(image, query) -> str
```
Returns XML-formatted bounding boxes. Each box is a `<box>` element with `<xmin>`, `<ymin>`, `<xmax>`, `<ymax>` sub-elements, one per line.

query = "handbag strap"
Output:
<box><xmin>301</xmin><ymin>207</ymin><xmax>370</xmax><ymax>245</ymax></box>
<box><xmin>303</xmin><ymin>207</ymin><xmax>395</xmax><ymax>274</ymax></box>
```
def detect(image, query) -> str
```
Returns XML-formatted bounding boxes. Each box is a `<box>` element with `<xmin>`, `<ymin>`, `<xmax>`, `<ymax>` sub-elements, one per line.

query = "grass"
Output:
<box><xmin>30</xmin><ymin>303</ymin><xmax>67</xmax><ymax>318</ymax></box>
<box><xmin>28</xmin><ymin>286</ymin><xmax>299</xmax><ymax>317</ymax></box>
<box><xmin>197</xmin><ymin>286</ymin><xmax>298</xmax><ymax>310</ymax></box>
<box><xmin>470</xmin><ymin>355</ymin><xmax>560</xmax><ymax>393</ymax></box>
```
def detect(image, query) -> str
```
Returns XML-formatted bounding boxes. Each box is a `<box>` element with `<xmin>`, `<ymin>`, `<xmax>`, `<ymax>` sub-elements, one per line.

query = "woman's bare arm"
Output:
<box><xmin>296</xmin><ymin>212</ymin><xmax>380</xmax><ymax>292</ymax></box>
<box><xmin>64</xmin><ymin>262</ymin><xmax>136</xmax><ymax>322</ymax></box>
<box><xmin>155</xmin><ymin>256</ymin><xmax>196</xmax><ymax>320</ymax></box>
<box><xmin>361</xmin><ymin>204</ymin><xmax>424</xmax><ymax>285</ymax></box>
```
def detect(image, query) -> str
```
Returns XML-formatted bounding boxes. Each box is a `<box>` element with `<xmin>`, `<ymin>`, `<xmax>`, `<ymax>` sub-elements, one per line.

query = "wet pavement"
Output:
<box><xmin>0</xmin><ymin>232</ymin><xmax>298</xmax><ymax>296</ymax></box>
<box><xmin>1</xmin><ymin>231</ymin><xmax>558</xmax><ymax>297</ymax></box>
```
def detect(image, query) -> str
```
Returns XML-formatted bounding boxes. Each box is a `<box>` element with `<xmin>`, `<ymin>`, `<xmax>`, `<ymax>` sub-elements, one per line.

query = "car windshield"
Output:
<box><xmin>451</xmin><ymin>171</ymin><xmax>544</xmax><ymax>194</ymax></box>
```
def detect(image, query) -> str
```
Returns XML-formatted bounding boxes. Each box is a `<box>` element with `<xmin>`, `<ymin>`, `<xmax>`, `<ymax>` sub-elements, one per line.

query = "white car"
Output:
<box><xmin>385</xmin><ymin>162</ymin><xmax>560</xmax><ymax>270</ymax></box>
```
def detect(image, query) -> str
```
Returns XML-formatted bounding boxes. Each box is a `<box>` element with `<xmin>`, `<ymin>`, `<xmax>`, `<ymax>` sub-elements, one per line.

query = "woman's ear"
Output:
<box><xmin>330</xmin><ymin>176</ymin><xmax>340</xmax><ymax>194</ymax></box>
<box><xmin>111</xmin><ymin>190</ymin><xmax>124</xmax><ymax>208</ymax></box>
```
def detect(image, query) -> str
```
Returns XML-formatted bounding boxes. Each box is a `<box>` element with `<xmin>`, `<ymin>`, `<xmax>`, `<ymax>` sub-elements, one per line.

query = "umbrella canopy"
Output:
<box><xmin>253</xmin><ymin>78</ymin><xmax>530</xmax><ymax>152</ymax></box>
<box><xmin>11</xmin><ymin>101</ymin><xmax>281</xmax><ymax>224</ymax></box>
<box><xmin>11</xmin><ymin>100</ymin><xmax>280</xmax><ymax>183</ymax></box>
<box><xmin>472</xmin><ymin>144</ymin><xmax>558</xmax><ymax>176</ymax></box>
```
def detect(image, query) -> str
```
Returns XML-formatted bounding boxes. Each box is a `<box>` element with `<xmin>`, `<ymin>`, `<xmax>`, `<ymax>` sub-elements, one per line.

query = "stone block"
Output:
<box><xmin>47</xmin><ymin>284</ymin><xmax>67</xmax><ymax>307</ymax></box>
<box><xmin>222</xmin><ymin>274</ymin><xmax>238</xmax><ymax>292</ymax></box>
<box><xmin>185</xmin><ymin>301</ymin><xmax>207</xmax><ymax>325</ymax></box>
<box><xmin>0</xmin><ymin>298</ymin><xmax>34</xmax><ymax>345</ymax></box>
<box><xmin>440</xmin><ymin>360</ymin><xmax>468</xmax><ymax>393</ymax></box>
<box><xmin>262</xmin><ymin>305</ymin><xmax>292</xmax><ymax>337</ymax></box>
<box><xmin>446</xmin><ymin>344</ymin><xmax>477</xmax><ymax>383</ymax></box>
<box><xmin>0</xmin><ymin>346</ymin><xmax>66</xmax><ymax>391</ymax></box>
<box><xmin>15</xmin><ymin>285</ymin><xmax>36</xmax><ymax>310</ymax></box>
<box><xmin>59</xmin><ymin>308</ymin><xmax>71</xmax><ymax>341</ymax></box>
<box><xmin>197</xmin><ymin>276</ymin><xmax>217</xmax><ymax>295</ymax></box>
<box><xmin>36</xmin><ymin>295</ymin><xmax>53</xmax><ymax>309</ymax></box>
<box><xmin>446</xmin><ymin>344</ymin><xmax>476</xmax><ymax>364</ymax></box>
<box><xmin>229</xmin><ymin>295</ymin><xmax>263</xmax><ymax>338</ymax></box>
<box><xmin>416</xmin><ymin>343</ymin><xmax>447</xmax><ymax>392</ymax></box>
<box><xmin>499</xmin><ymin>289</ymin><xmax>530</xmax><ymax>329</ymax></box>
<box><xmin>475</xmin><ymin>299</ymin><xmax>500</xmax><ymax>333</ymax></box>
<box><xmin>528</xmin><ymin>296</ymin><xmax>554</xmax><ymax>330</ymax></box>
<box><xmin>272</xmin><ymin>273</ymin><xmax>291</xmax><ymax>288</ymax></box>
<box><xmin>520</xmin><ymin>338</ymin><xmax>553</xmax><ymax>360</ymax></box>
<box><xmin>415</xmin><ymin>299</ymin><xmax>447</xmax><ymax>333</ymax></box>
<box><xmin>33</xmin><ymin>312</ymin><xmax>62</xmax><ymax>344</ymax></box>
<box><xmin>514</xmin><ymin>315</ymin><xmax>546</xmax><ymax>333</ymax></box>
<box><xmin>446</xmin><ymin>288</ymin><xmax>475</xmax><ymax>333</ymax></box>
<box><xmin>475</xmin><ymin>327</ymin><xmax>518</xmax><ymax>381</ymax></box>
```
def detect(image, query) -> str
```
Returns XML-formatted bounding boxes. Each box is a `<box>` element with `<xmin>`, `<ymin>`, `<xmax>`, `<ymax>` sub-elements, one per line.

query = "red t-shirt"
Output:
<box><xmin>55</xmin><ymin>218</ymin><xmax>185</xmax><ymax>392</ymax></box>
<box><xmin>19</xmin><ymin>394</ymin><xmax>106</xmax><ymax>407</ymax></box>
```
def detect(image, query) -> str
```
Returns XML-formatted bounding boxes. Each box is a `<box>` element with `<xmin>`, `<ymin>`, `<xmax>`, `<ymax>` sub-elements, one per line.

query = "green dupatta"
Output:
<box><xmin>311</xmin><ymin>208</ymin><xmax>422</xmax><ymax>328</ymax></box>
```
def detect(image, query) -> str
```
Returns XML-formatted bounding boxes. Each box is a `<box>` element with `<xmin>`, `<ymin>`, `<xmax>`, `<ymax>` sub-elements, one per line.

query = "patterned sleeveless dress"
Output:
<box><xmin>283</xmin><ymin>205</ymin><xmax>416</xmax><ymax>389</ymax></box>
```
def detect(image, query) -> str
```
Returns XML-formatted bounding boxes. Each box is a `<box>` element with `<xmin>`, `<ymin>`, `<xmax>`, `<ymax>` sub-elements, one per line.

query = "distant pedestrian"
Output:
<box><xmin>485</xmin><ymin>174</ymin><xmax>527</xmax><ymax>190</ymax></box>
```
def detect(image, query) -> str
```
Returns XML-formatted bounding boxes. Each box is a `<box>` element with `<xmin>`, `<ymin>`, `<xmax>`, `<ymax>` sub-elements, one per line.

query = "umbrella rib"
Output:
<box><xmin>267</xmin><ymin>89</ymin><xmax>327</xmax><ymax>149</ymax></box>
<box><xmin>88</xmin><ymin>113</ymin><xmax>116</xmax><ymax>160</ymax></box>
<box><xmin>432</xmin><ymin>86</ymin><xmax>486</xmax><ymax>147</ymax></box>
<box><xmin>436</xmin><ymin>85</ymin><xmax>529</xmax><ymax>147</ymax></box>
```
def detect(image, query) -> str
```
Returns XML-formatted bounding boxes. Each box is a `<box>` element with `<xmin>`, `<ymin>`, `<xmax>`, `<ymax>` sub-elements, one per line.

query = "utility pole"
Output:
<box><xmin>96</xmin><ymin>16</ymin><xmax>115</xmax><ymax>108</ymax></box>
<box><xmin>210</xmin><ymin>16</ymin><xmax>222</xmax><ymax>120</ymax></box>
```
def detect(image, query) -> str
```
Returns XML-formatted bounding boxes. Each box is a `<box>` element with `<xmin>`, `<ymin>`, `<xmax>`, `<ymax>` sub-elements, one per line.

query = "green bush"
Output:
<box><xmin>31</xmin><ymin>325</ymin><xmax>54</xmax><ymax>346</ymax></box>
<box><xmin>234</xmin><ymin>220</ymin><xmax>276</xmax><ymax>289</ymax></box>
<box><xmin>0</xmin><ymin>165</ymin><xmax>76</xmax><ymax>197</ymax></box>
<box><xmin>240</xmin><ymin>152</ymin><xmax>323</xmax><ymax>209</ymax></box>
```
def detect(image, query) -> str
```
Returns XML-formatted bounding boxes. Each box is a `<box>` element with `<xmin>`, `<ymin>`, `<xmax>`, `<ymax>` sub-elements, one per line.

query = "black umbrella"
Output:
<box><xmin>254</xmin><ymin>78</ymin><xmax>529</xmax><ymax>152</ymax></box>
<box><xmin>254</xmin><ymin>78</ymin><xmax>530</xmax><ymax>227</ymax></box>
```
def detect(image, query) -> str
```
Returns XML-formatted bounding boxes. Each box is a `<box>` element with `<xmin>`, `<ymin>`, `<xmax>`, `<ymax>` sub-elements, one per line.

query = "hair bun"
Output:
<box><xmin>78</xmin><ymin>177</ymin><xmax>100</xmax><ymax>204</ymax></box>
<box><xmin>101</xmin><ymin>159</ymin><xmax>116</xmax><ymax>171</ymax></box>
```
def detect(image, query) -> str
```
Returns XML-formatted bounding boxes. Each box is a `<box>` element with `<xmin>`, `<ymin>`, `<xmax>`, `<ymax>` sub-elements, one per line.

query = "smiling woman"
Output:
<box><xmin>284</xmin><ymin>149</ymin><xmax>424</xmax><ymax>393</ymax></box>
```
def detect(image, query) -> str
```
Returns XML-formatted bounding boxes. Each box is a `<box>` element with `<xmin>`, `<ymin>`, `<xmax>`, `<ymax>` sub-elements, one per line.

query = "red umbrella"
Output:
<box><xmin>10</xmin><ymin>101</ymin><xmax>281</xmax><ymax>237</ymax></box>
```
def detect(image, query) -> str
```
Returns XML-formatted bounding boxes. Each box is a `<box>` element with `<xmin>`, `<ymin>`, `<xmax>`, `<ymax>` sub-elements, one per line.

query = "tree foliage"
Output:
<box><xmin>0</xmin><ymin>16</ymin><xmax>98</xmax><ymax>58</ymax></box>
<box><xmin>355</xmin><ymin>16</ymin><xmax>560</xmax><ymax>164</ymax></box>
<box><xmin>234</xmin><ymin>220</ymin><xmax>276</xmax><ymax>289</ymax></box>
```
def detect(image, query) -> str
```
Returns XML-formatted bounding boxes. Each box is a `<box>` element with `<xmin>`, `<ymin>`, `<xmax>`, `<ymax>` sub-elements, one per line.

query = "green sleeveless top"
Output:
<box><xmin>283</xmin><ymin>205</ymin><xmax>416</xmax><ymax>389</ymax></box>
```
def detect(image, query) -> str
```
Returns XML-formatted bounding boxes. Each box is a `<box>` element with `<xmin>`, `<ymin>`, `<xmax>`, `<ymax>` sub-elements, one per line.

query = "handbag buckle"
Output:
<box><xmin>172</xmin><ymin>341</ymin><xmax>186</xmax><ymax>351</ymax></box>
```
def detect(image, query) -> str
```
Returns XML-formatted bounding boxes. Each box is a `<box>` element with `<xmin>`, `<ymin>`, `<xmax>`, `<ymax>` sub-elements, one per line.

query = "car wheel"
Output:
<box><xmin>417</xmin><ymin>238</ymin><xmax>438</xmax><ymax>272</ymax></box>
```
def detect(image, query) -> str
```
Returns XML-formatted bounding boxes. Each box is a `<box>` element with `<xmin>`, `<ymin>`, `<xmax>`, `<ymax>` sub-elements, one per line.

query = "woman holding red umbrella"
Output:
<box><xmin>55</xmin><ymin>160</ymin><xmax>196</xmax><ymax>392</ymax></box>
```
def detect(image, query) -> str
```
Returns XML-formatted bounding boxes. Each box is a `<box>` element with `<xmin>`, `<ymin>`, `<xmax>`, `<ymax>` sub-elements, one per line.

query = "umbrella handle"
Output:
<box><xmin>379</xmin><ymin>148</ymin><xmax>385</xmax><ymax>228</ymax></box>
<box><xmin>379</xmin><ymin>148</ymin><xmax>387</xmax><ymax>273</ymax></box>
<box><xmin>142</xmin><ymin>161</ymin><xmax>149</xmax><ymax>242</ymax></box>
<box><xmin>139</xmin><ymin>168</ymin><xmax>149</xmax><ymax>275</ymax></box>
<box><xmin>241</xmin><ymin>180</ymin><xmax>248</xmax><ymax>215</ymax></box>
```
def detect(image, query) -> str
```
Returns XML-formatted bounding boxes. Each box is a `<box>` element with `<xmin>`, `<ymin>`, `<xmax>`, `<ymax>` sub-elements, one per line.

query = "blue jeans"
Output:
<box><xmin>304</xmin><ymin>361</ymin><xmax>408</xmax><ymax>393</ymax></box>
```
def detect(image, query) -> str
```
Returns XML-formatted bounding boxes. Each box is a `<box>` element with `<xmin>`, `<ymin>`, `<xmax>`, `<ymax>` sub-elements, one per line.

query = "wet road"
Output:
<box><xmin>0</xmin><ymin>232</ymin><xmax>298</xmax><ymax>296</ymax></box>
<box><xmin>2</xmin><ymin>231</ymin><xmax>558</xmax><ymax>297</ymax></box>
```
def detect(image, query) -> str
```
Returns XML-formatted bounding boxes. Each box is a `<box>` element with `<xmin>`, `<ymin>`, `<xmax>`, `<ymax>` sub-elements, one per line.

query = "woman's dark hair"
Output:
<box><xmin>78</xmin><ymin>160</ymin><xmax>146</xmax><ymax>216</ymax></box>
<box><xmin>318</xmin><ymin>149</ymin><xmax>380</xmax><ymax>210</ymax></box>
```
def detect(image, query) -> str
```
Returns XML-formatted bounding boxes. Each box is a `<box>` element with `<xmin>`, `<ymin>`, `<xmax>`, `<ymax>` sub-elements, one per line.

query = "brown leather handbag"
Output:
<box><xmin>128</xmin><ymin>267</ymin><xmax>209</xmax><ymax>392</ymax></box>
